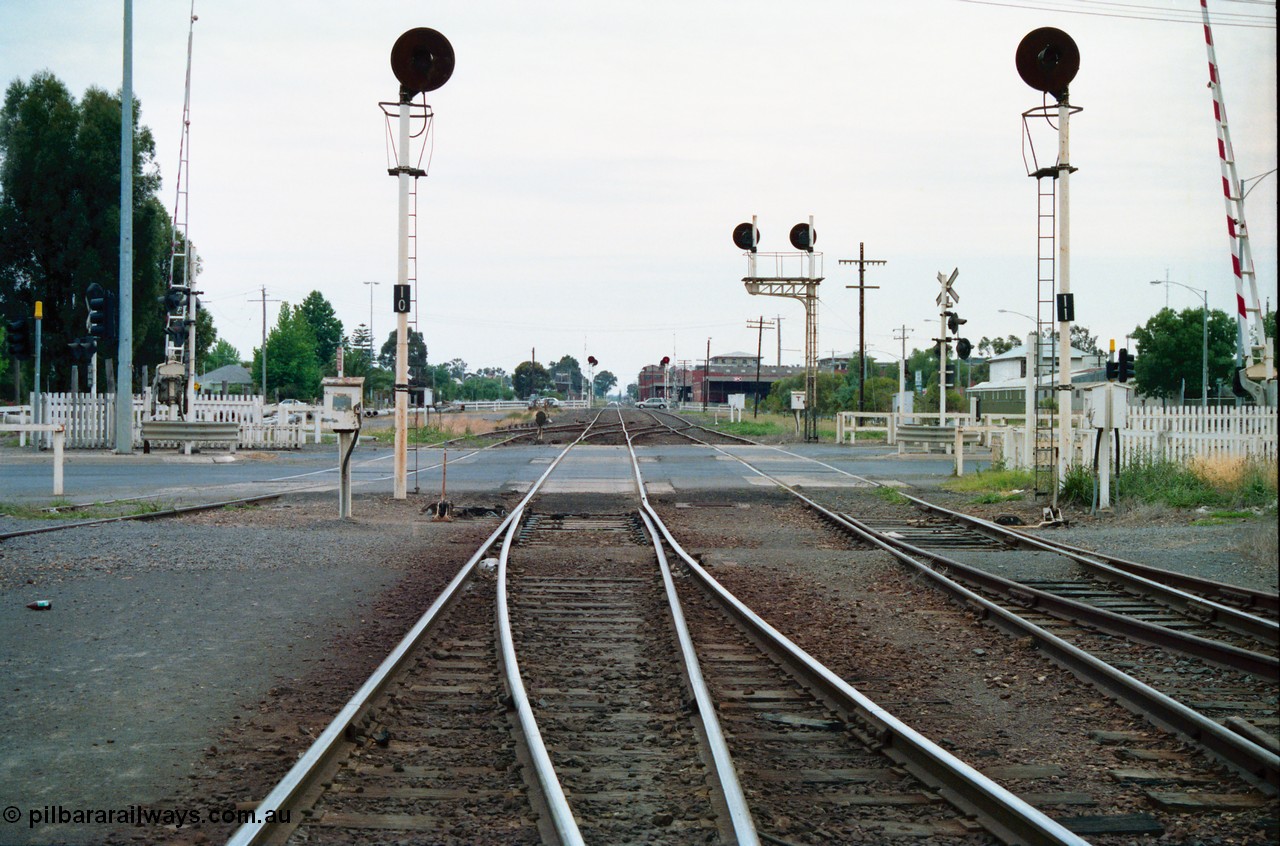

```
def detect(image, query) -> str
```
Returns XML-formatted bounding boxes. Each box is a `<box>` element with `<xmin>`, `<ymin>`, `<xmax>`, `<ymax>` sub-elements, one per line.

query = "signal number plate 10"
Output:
<box><xmin>393</xmin><ymin>284</ymin><xmax>411</xmax><ymax>314</ymax></box>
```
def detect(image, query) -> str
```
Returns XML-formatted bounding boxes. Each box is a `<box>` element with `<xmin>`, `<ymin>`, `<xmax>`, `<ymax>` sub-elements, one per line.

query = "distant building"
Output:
<box><xmin>966</xmin><ymin>342</ymin><xmax>1108</xmax><ymax>414</ymax></box>
<box><xmin>197</xmin><ymin>364</ymin><xmax>253</xmax><ymax>395</ymax></box>
<box><xmin>636</xmin><ymin>353</ymin><xmax>804</xmax><ymax>404</ymax></box>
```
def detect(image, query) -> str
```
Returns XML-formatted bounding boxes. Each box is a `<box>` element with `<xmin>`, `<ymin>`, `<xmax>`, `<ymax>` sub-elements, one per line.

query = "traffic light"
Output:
<box><xmin>162</xmin><ymin>287</ymin><xmax>188</xmax><ymax>312</ymax></box>
<box><xmin>1118</xmin><ymin>347</ymin><xmax>1135</xmax><ymax>383</ymax></box>
<box><xmin>1105</xmin><ymin>360</ymin><xmax>1119</xmax><ymax>381</ymax></box>
<box><xmin>6</xmin><ymin>318</ymin><xmax>33</xmax><ymax>360</ymax></box>
<box><xmin>587</xmin><ymin>356</ymin><xmax>597</xmax><ymax>367</ymax></box>
<box><xmin>660</xmin><ymin>356</ymin><xmax>670</xmax><ymax>367</ymax></box>
<box><xmin>955</xmin><ymin>337</ymin><xmax>973</xmax><ymax>360</ymax></box>
<box><xmin>165</xmin><ymin>317</ymin><xmax>188</xmax><ymax>343</ymax></box>
<box><xmin>946</xmin><ymin>311</ymin><xmax>967</xmax><ymax>334</ymax></box>
<box><xmin>86</xmin><ymin>283</ymin><xmax>115</xmax><ymax>341</ymax></box>
<box><xmin>69</xmin><ymin>337</ymin><xmax>97</xmax><ymax>363</ymax></box>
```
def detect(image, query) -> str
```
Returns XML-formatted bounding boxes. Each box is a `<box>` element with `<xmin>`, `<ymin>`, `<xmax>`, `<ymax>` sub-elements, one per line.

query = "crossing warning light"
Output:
<box><xmin>87</xmin><ymin>283</ymin><xmax>115</xmax><ymax>342</ymax></box>
<box><xmin>1118</xmin><ymin>348</ymin><xmax>1135</xmax><ymax>383</ymax></box>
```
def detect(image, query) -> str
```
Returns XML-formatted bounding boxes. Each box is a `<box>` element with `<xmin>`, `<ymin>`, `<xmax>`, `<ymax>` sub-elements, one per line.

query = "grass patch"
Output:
<box><xmin>0</xmin><ymin>499</ymin><xmax>168</xmax><ymax>521</ymax></box>
<box><xmin>871</xmin><ymin>486</ymin><xmax>909</xmax><ymax>505</ymax></box>
<box><xmin>696</xmin><ymin>411</ymin><xmax>843</xmax><ymax>441</ymax></box>
<box><xmin>969</xmin><ymin>492</ymin><xmax>1025</xmax><ymax>504</ymax></box>
<box><xmin>941</xmin><ymin>466</ymin><xmax>1034</xmax><ymax>494</ymax></box>
<box><xmin>1114</xmin><ymin>455</ymin><xmax>1276</xmax><ymax>511</ymax></box>
<box><xmin>716</xmin><ymin>419</ymin><xmax>788</xmax><ymax>437</ymax></box>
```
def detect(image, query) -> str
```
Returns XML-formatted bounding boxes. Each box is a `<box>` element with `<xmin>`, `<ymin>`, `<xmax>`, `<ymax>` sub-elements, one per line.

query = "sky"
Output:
<box><xmin>1</xmin><ymin>0</ymin><xmax>1275</xmax><ymax>391</ymax></box>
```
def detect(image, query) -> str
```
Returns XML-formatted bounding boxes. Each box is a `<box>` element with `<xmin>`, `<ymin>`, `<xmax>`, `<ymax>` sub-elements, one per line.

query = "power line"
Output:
<box><xmin>952</xmin><ymin>0</ymin><xmax>1276</xmax><ymax>26</ymax></box>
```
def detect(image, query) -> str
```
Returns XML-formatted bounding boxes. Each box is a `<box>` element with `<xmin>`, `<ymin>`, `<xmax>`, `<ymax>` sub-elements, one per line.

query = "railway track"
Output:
<box><xmin>228</xmin><ymin>408</ymin><xmax>1084</xmax><ymax>845</ymax></box>
<box><xmin>647</xmin><ymin>418</ymin><xmax>1278</xmax><ymax>799</ymax></box>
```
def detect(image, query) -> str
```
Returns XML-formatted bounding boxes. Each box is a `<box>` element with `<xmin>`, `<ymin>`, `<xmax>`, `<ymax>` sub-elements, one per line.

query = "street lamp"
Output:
<box><xmin>997</xmin><ymin>308</ymin><xmax>1036</xmax><ymax>325</ymax></box>
<box><xmin>362</xmin><ymin>280</ymin><xmax>380</xmax><ymax>364</ymax></box>
<box><xmin>1150</xmin><ymin>279</ymin><xmax>1208</xmax><ymax>407</ymax></box>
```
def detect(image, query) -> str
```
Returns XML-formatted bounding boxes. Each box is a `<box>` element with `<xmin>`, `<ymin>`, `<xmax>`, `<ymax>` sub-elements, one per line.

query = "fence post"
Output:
<box><xmin>955</xmin><ymin>425</ymin><xmax>964</xmax><ymax>476</ymax></box>
<box><xmin>52</xmin><ymin>426</ymin><xmax>65</xmax><ymax>495</ymax></box>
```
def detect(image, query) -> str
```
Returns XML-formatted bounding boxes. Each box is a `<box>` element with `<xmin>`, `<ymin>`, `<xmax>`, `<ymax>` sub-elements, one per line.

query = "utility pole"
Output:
<box><xmin>747</xmin><ymin>317</ymin><xmax>774</xmax><ymax>418</ymax></box>
<box><xmin>363</xmin><ymin>281</ymin><xmax>380</xmax><ymax>364</ymax></box>
<box><xmin>114</xmin><ymin>0</ymin><xmax>134</xmax><ymax>454</ymax></box>
<box><xmin>703</xmin><ymin>337</ymin><xmax>711</xmax><ymax>411</ymax></box>
<box><xmin>251</xmin><ymin>287</ymin><xmax>281</xmax><ymax>400</ymax></box>
<box><xmin>839</xmin><ymin>242</ymin><xmax>887</xmax><ymax>413</ymax></box>
<box><xmin>893</xmin><ymin>324</ymin><xmax>913</xmax><ymax>400</ymax></box>
<box><xmin>775</xmin><ymin>315</ymin><xmax>784</xmax><ymax>366</ymax></box>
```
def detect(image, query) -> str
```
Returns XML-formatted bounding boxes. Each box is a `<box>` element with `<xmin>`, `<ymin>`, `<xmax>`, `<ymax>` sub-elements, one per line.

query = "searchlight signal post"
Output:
<box><xmin>735</xmin><ymin>216</ymin><xmax>823</xmax><ymax>442</ymax></box>
<box><xmin>1017</xmin><ymin>26</ymin><xmax>1081</xmax><ymax>512</ymax></box>
<box><xmin>385</xmin><ymin>27</ymin><xmax>454</xmax><ymax>499</ymax></box>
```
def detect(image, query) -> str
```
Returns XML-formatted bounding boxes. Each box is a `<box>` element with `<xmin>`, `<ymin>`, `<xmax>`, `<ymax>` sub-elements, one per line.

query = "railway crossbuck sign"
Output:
<box><xmin>936</xmin><ymin>268</ymin><xmax>959</xmax><ymax>307</ymax></box>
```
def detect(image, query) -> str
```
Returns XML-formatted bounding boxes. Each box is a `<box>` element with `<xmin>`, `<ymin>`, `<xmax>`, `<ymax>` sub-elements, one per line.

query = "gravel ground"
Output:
<box><xmin>0</xmin><ymin>493</ymin><xmax>499</xmax><ymax>846</ymax></box>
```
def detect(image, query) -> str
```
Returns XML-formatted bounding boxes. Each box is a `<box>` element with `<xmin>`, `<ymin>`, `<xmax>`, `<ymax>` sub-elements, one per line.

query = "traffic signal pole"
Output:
<box><xmin>33</xmin><ymin>302</ymin><xmax>42</xmax><ymax>446</ymax></box>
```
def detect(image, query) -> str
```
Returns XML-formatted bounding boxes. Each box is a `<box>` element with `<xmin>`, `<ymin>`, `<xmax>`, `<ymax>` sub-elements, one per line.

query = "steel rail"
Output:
<box><xmin>840</xmin><ymin>509</ymin><xmax>1277</xmax><ymax>678</ymax></box>
<box><xmin>227</xmin><ymin>408</ymin><xmax>608</xmax><ymax>846</ymax></box>
<box><xmin>621</xmin><ymin>410</ymin><xmax>760</xmax><ymax>845</ymax></box>
<box><xmin>0</xmin><ymin>493</ymin><xmax>282</xmax><ymax>541</ymax></box>
<box><xmin>896</xmin><ymin>491</ymin><xmax>1280</xmax><ymax>644</ymax></box>
<box><xmin>645</xmin><ymin>426</ymin><xmax>1280</xmax><ymax>793</ymax></box>
<box><xmin>1012</xmin><ymin>521</ymin><xmax>1277</xmax><ymax>616</ymax></box>
<box><xmin>819</xmin><ymin>504</ymin><xmax>1280</xmax><ymax>794</ymax></box>
<box><xmin>661</xmin><ymin>427</ymin><xmax>1276</xmax><ymax>647</ymax></box>
<box><xmin>628</xmin><ymin>472</ymin><xmax>1088</xmax><ymax>844</ymax></box>
<box><xmin>496</xmin><ymin>502</ymin><xmax>584</xmax><ymax>846</ymax></box>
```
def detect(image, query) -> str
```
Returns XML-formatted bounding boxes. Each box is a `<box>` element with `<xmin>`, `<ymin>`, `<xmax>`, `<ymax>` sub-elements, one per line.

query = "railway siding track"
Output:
<box><xmin>638</xmin><ymin>417</ymin><xmax>1278</xmax><ymax>799</ymax></box>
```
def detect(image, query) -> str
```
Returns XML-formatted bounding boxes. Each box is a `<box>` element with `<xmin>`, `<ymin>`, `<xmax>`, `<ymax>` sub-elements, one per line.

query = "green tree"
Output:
<box><xmin>979</xmin><ymin>334</ymin><xmax>1022</xmax><ymax>357</ymax></box>
<box><xmin>347</xmin><ymin>324</ymin><xmax>373</xmax><ymax>365</ymax></box>
<box><xmin>193</xmin><ymin>302</ymin><xmax>216</xmax><ymax>372</ymax></box>
<box><xmin>298</xmin><ymin>290</ymin><xmax>344</xmax><ymax>374</ymax></box>
<box><xmin>376</xmin><ymin>328</ymin><xmax>428</xmax><ymax>384</ymax></box>
<box><xmin>0</xmin><ymin>73</ymin><xmax>171</xmax><ymax>391</ymax></box>
<box><xmin>251</xmin><ymin>303</ymin><xmax>320</xmax><ymax>400</ymax></box>
<box><xmin>459</xmin><ymin>375</ymin><xmax>512</xmax><ymax>401</ymax></box>
<box><xmin>1131</xmin><ymin>307</ymin><xmax>1236</xmax><ymax>400</ymax></box>
<box><xmin>203</xmin><ymin>338</ymin><xmax>241</xmax><ymax>372</ymax></box>
<box><xmin>593</xmin><ymin>369</ymin><xmax>618</xmax><ymax>397</ymax></box>
<box><xmin>1069</xmin><ymin>324</ymin><xmax>1100</xmax><ymax>355</ymax></box>
<box><xmin>513</xmin><ymin>360</ymin><xmax>550</xmax><ymax>398</ymax></box>
<box><xmin>762</xmin><ymin>373</ymin><xmax>844</xmax><ymax>415</ymax></box>
<box><xmin>548</xmin><ymin>355</ymin><xmax>583</xmax><ymax>396</ymax></box>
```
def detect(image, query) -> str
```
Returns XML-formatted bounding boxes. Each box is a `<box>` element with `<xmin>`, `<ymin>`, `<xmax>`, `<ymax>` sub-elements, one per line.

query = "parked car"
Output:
<box><xmin>636</xmin><ymin>397</ymin><xmax>668</xmax><ymax>409</ymax></box>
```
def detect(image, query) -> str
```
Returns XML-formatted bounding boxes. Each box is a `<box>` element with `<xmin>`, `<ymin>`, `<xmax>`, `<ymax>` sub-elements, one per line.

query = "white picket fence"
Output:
<box><xmin>1121</xmin><ymin>405</ymin><xmax>1276</xmax><ymax>463</ymax></box>
<box><xmin>988</xmin><ymin>405</ymin><xmax>1276</xmax><ymax>469</ymax></box>
<box><xmin>20</xmin><ymin>392</ymin><xmax>316</xmax><ymax>450</ymax></box>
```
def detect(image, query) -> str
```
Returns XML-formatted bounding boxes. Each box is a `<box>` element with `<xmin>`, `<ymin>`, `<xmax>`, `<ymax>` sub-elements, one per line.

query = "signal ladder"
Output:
<box><xmin>1033</xmin><ymin>172</ymin><xmax>1057</xmax><ymax>498</ymax></box>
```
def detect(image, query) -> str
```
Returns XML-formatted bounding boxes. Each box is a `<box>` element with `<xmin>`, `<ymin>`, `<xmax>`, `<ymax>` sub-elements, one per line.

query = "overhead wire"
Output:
<box><xmin>952</xmin><ymin>0</ymin><xmax>1276</xmax><ymax>26</ymax></box>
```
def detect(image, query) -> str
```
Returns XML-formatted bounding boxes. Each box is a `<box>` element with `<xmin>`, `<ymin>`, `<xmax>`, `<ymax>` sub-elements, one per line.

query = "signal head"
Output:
<box><xmin>1016</xmin><ymin>27</ymin><xmax>1079</xmax><ymax>101</ymax></box>
<box><xmin>732</xmin><ymin>222</ymin><xmax>759</xmax><ymax>252</ymax></box>
<box><xmin>391</xmin><ymin>28</ymin><xmax>455</xmax><ymax>95</ymax></box>
<box><xmin>788</xmin><ymin>222</ymin><xmax>816</xmax><ymax>252</ymax></box>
